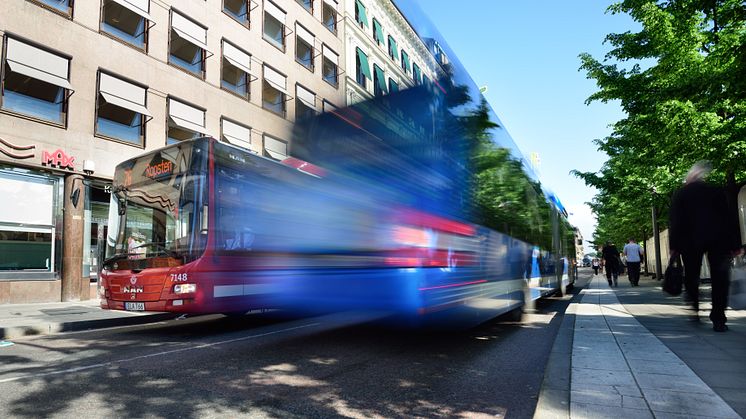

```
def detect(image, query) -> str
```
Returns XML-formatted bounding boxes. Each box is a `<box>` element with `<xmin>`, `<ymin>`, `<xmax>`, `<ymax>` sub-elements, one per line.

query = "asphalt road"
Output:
<box><xmin>0</xmin><ymin>283</ymin><xmax>584</xmax><ymax>419</ymax></box>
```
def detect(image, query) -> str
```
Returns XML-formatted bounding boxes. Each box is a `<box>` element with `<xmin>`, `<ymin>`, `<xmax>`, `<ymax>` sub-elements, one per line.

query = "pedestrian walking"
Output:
<box><xmin>623</xmin><ymin>238</ymin><xmax>644</xmax><ymax>286</ymax></box>
<box><xmin>669</xmin><ymin>161</ymin><xmax>742</xmax><ymax>332</ymax></box>
<box><xmin>602</xmin><ymin>241</ymin><xmax>620</xmax><ymax>287</ymax></box>
<box><xmin>592</xmin><ymin>258</ymin><xmax>600</xmax><ymax>275</ymax></box>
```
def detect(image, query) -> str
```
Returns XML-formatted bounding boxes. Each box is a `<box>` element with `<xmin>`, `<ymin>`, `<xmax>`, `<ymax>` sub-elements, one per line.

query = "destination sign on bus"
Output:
<box><xmin>144</xmin><ymin>159</ymin><xmax>174</xmax><ymax>179</ymax></box>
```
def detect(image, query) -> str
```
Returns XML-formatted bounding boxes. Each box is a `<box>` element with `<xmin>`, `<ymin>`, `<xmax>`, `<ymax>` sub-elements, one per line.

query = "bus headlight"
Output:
<box><xmin>174</xmin><ymin>284</ymin><xmax>196</xmax><ymax>294</ymax></box>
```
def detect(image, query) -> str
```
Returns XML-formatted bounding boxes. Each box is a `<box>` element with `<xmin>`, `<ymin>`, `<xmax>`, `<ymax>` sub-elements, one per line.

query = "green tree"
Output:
<box><xmin>574</xmin><ymin>0</ymin><xmax>746</xmax><ymax>245</ymax></box>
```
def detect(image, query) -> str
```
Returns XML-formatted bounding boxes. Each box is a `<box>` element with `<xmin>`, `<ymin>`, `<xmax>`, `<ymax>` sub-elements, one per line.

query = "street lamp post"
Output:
<box><xmin>651</xmin><ymin>188</ymin><xmax>663</xmax><ymax>280</ymax></box>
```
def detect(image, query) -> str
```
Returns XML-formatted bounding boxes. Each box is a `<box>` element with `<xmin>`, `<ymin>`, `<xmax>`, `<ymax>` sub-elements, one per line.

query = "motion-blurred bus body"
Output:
<box><xmin>99</xmin><ymin>84</ymin><xmax>575</xmax><ymax>327</ymax></box>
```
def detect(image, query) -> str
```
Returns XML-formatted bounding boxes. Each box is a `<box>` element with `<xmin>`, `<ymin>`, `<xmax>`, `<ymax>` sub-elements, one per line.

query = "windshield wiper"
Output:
<box><xmin>103</xmin><ymin>253</ymin><xmax>141</xmax><ymax>267</ymax></box>
<box><xmin>132</xmin><ymin>241</ymin><xmax>182</xmax><ymax>259</ymax></box>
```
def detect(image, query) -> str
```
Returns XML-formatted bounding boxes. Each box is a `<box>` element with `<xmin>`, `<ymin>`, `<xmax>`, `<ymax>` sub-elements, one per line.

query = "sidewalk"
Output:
<box><xmin>537</xmin><ymin>270</ymin><xmax>746</xmax><ymax>419</ymax></box>
<box><xmin>0</xmin><ymin>299</ymin><xmax>176</xmax><ymax>340</ymax></box>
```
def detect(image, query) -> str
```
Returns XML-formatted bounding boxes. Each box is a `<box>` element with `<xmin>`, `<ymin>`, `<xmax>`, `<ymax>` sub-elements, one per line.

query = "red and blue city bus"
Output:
<box><xmin>99</xmin><ymin>84</ymin><xmax>575</xmax><ymax>327</ymax></box>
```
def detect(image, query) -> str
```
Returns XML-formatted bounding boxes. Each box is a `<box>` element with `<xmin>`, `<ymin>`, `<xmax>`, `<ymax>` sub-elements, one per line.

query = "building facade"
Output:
<box><xmin>0</xmin><ymin>0</ymin><xmax>345</xmax><ymax>303</ymax></box>
<box><xmin>342</xmin><ymin>0</ymin><xmax>443</xmax><ymax>105</ymax></box>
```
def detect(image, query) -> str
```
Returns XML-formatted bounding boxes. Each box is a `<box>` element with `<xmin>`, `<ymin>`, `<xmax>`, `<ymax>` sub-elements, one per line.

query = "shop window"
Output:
<box><xmin>1</xmin><ymin>37</ymin><xmax>72</xmax><ymax>125</ymax></box>
<box><xmin>322</xmin><ymin>45</ymin><xmax>339</xmax><ymax>87</ymax></box>
<box><xmin>295</xmin><ymin>84</ymin><xmax>317</xmax><ymax>120</ymax></box>
<box><xmin>263</xmin><ymin>0</ymin><xmax>286</xmax><ymax>50</ymax></box>
<box><xmin>295</xmin><ymin>24</ymin><xmax>315</xmax><ymax>71</ymax></box>
<box><xmin>0</xmin><ymin>170</ymin><xmax>60</xmax><ymax>277</ymax></box>
<box><xmin>169</xmin><ymin>11</ymin><xmax>208</xmax><ymax>78</ymax></box>
<box><xmin>100</xmin><ymin>0</ymin><xmax>152</xmax><ymax>50</ymax></box>
<box><xmin>95</xmin><ymin>72</ymin><xmax>151</xmax><ymax>145</ymax></box>
<box><xmin>224</xmin><ymin>0</ymin><xmax>249</xmax><ymax>26</ymax></box>
<box><xmin>167</xmin><ymin>97</ymin><xmax>206</xmax><ymax>144</ymax></box>
<box><xmin>83</xmin><ymin>185</ymin><xmax>111</xmax><ymax>281</ymax></box>
<box><xmin>262</xmin><ymin>65</ymin><xmax>288</xmax><ymax>117</ymax></box>
<box><xmin>263</xmin><ymin>135</ymin><xmax>287</xmax><ymax>160</ymax></box>
<box><xmin>221</xmin><ymin>40</ymin><xmax>253</xmax><ymax>100</ymax></box>
<box><xmin>322</xmin><ymin>0</ymin><xmax>337</xmax><ymax>34</ymax></box>
<box><xmin>31</xmin><ymin>0</ymin><xmax>73</xmax><ymax>16</ymax></box>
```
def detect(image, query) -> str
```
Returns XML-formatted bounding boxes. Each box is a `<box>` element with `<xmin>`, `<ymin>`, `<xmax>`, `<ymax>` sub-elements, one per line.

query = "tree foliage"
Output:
<box><xmin>574</xmin><ymin>0</ymin><xmax>746</xmax><ymax>248</ymax></box>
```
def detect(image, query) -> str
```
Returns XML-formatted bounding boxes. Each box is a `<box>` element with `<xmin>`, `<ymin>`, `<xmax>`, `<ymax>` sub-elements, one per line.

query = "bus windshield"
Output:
<box><xmin>105</xmin><ymin>140</ymin><xmax>209</xmax><ymax>265</ymax></box>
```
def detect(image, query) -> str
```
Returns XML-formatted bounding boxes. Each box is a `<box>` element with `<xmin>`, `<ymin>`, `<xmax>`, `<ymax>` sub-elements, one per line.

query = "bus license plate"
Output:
<box><xmin>125</xmin><ymin>302</ymin><xmax>145</xmax><ymax>311</ymax></box>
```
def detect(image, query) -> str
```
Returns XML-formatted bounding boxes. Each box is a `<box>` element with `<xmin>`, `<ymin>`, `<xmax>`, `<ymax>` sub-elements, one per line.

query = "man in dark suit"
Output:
<box><xmin>669</xmin><ymin>162</ymin><xmax>742</xmax><ymax>332</ymax></box>
<box><xmin>602</xmin><ymin>241</ymin><xmax>621</xmax><ymax>287</ymax></box>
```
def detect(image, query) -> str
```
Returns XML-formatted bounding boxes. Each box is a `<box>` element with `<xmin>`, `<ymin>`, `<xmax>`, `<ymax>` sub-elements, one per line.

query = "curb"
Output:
<box><xmin>0</xmin><ymin>312</ymin><xmax>178</xmax><ymax>340</ymax></box>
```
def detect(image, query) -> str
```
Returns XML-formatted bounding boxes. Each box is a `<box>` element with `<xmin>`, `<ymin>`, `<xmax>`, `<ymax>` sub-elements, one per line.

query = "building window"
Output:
<box><xmin>1</xmin><ymin>37</ymin><xmax>72</xmax><ymax>125</ymax></box>
<box><xmin>95</xmin><ymin>72</ymin><xmax>151</xmax><ymax>145</ymax></box>
<box><xmin>295</xmin><ymin>84</ymin><xmax>317</xmax><ymax>120</ymax></box>
<box><xmin>263</xmin><ymin>135</ymin><xmax>287</xmax><ymax>161</ymax></box>
<box><xmin>355</xmin><ymin>47</ymin><xmax>370</xmax><ymax>89</ymax></box>
<box><xmin>221</xmin><ymin>117</ymin><xmax>252</xmax><ymax>150</ymax></box>
<box><xmin>31</xmin><ymin>0</ymin><xmax>73</xmax><ymax>16</ymax></box>
<box><xmin>0</xmin><ymin>170</ymin><xmax>61</xmax><ymax>277</ymax></box>
<box><xmin>387</xmin><ymin>36</ymin><xmax>398</xmax><ymax>61</ymax></box>
<box><xmin>400</xmin><ymin>50</ymin><xmax>409</xmax><ymax>74</ymax></box>
<box><xmin>372</xmin><ymin>18</ymin><xmax>384</xmax><ymax>46</ymax></box>
<box><xmin>221</xmin><ymin>39</ymin><xmax>253</xmax><ymax>100</ymax></box>
<box><xmin>295</xmin><ymin>24</ymin><xmax>315</xmax><ymax>71</ymax></box>
<box><xmin>100</xmin><ymin>0</ymin><xmax>152</xmax><ymax>50</ymax></box>
<box><xmin>169</xmin><ymin>11</ymin><xmax>208</xmax><ymax>78</ymax></box>
<box><xmin>223</xmin><ymin>0</ymin><xmax>249</xmax><ymax>26</ymax></box>
<box><xmin>413</xmin><ymin>63</ymin><xmax>422</xmax><ymax>85</ymax></box>
<box><xmin>322</xmin><ymin>45</ymin><xmax>339</xmax><ymax>87</ymax></box>
<box><xmin>354</xmin><ymin>0</ymin><xmax>368</xmax><ymax>29</ymax></box>
<box><xmin>388</xmin><ymin>78</ymin><xmax>398</xmax><ymax>93</ymax></box>
<box><xmin>296</xmin><ymin>0</ymin><xmax>312</xmax><ymax>13</ymax></box>
<box><xmin>322</xmin><ymin>99</ymin><xmax>337</xmax><ymax>113</ymax></box>
<box><xmin>322</xmin><ymin>0</ymin><xmax>337</xmax><ymax>33</ymax></box>
<box><xmin>167</xmin><ymin>97</ymin><xmax>206</xmax><ymax>145</ymax></box>
<box><xmin>262</xmin><ymin>65</ymin><xmax>288</xmax><ymax>117</ymax></box>
<box><xmin>263</xmin><ymin>0</ymin><xmax>286</xmax><ymax>50</ymax></box>
<box><xmin>373</xmin><ymin>64</ymin><xmax>386</xmax><ymax>97</ymax></box>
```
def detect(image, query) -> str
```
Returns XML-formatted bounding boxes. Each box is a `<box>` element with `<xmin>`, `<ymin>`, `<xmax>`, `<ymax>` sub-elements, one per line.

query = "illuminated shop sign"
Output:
<box><xmin>41</xmin><ymin>149</ymin><xmax>75</xmax><ymax>170</ymax></box>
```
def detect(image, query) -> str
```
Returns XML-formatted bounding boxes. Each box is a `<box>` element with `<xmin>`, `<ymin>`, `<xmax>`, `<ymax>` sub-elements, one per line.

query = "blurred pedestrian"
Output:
<box><xmin>669</xmin><ymin>161</ymin><xmax>742</xmax><ymax>332</ymax></box>
<box><xmin>592</xmin><ymin>258</ymin><xmax>600</xmax><ymax>275</ymax></box>
<box><xmin>623</xmin><ymin>238</ymin><xmax>644</xmax><ymax>286</ymax></box>
<box><xmin>602</xmin><ymin>241</ymin><xmax>620</xmax><ymax>287</ymax></box>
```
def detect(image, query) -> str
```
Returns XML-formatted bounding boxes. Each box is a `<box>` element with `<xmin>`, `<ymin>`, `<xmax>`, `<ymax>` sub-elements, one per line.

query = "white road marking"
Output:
<box><xmin>0</xmin><ymin>322</ymin><xmax>320</xmax><ymax>384</ymax></box>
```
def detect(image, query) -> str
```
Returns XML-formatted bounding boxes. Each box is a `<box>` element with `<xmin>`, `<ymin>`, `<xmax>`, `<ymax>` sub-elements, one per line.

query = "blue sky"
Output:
<box><xmin>412</xmin><ymin>0</ymin><xmax>639</xmax><ymax>252</ymax></box>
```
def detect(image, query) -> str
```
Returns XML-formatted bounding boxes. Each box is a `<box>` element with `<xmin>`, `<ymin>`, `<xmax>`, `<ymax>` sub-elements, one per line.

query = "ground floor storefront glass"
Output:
<box><xmin>0</xmin><ymin>167</ymin><xmax>62</xmax><ymax>280</ymax></box>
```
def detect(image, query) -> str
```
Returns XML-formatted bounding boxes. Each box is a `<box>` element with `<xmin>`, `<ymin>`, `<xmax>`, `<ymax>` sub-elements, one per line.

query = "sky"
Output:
<box><xmin>411</xmin><ymin>0</ymin><xmax>639</xmax><ymax>253</ymax></box>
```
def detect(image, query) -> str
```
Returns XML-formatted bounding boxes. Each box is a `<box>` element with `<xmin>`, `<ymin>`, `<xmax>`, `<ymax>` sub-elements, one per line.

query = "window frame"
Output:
<box><xmin>220</xmin><ymin>116</ymin><xmax>252</xmax><ymax>150</ymax></box>
<box><xmin>220</xmin><ymin>39</ymin><xmax>252</xmax><ymax>101</ymax></box>
<box><xmin>372</xmin><ymin>18</ymin><xmax>384</xmax><ymax>46</ymax></box>
<box><xmin>28</xmin><ymin>0</ymin><xmax>74</xmax><ymax>19</ymax></box>
<box><xmin>296</xmin><ymin>0</ymin><xmax>313</xmax><ymax>14</ymax></box>
<box><xmin>261</xmin><ymin>65</ymin><xmax>288</xmax><ymax>118</ymax></box>
<box><xmin>223</xmin><ymin>0</ymin><xmax>251</xmax><ymax>28</ymax></box>
<box><xmin>99</xmin><ymin>0</ymin><xmax>151</xmax><ymax>52</ymax></box>
<box><xmin>295</xmin><ymin>83</ymin><xmax>317</xmax><ymax>120</ymax></box>
<box><xmin>321</xmin><ymin>44</ymin><xmax>339</xmax><ymax>88</ymax></box>
<box><xmin>0</xmin><ymin>36</ymin><xmax>72</xmax><ymax>128</ymax></box>
<box><xmin>373</xmin><ymin>63</ymin><xmax>386</xmax><ymax>97</ymax></box>
<box><xmin>294</xmin><ymin>23</ymin><xmax>315</xmax><ymax>72</ymax></box>
<box><xmin>321</xmin><ymin>1</ymin><xmax>337</xmax><ymax>34</ymax></box>
<box><xmin>168</xmin><ymin>10</ymin><xmax>208</xmax><ymax>80</ymax></box>
<box><xmin>166</xmin><ymin>96</ymin><xmax>206</xmax><ymax>146</ymax></box>
<box><xmin>93</xmin><ymin>70</ymin><xmax>149</xmax><ymax>148</ymax></box>
<box><xmin>262</xmin><ymin>0</ymin><xmax>287</xmax><ymax>52</ymax></box>
<box><xmin>262</xmin><ymin>134</ymin><xmax>288</xmax><ymax>161</ymax></box>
